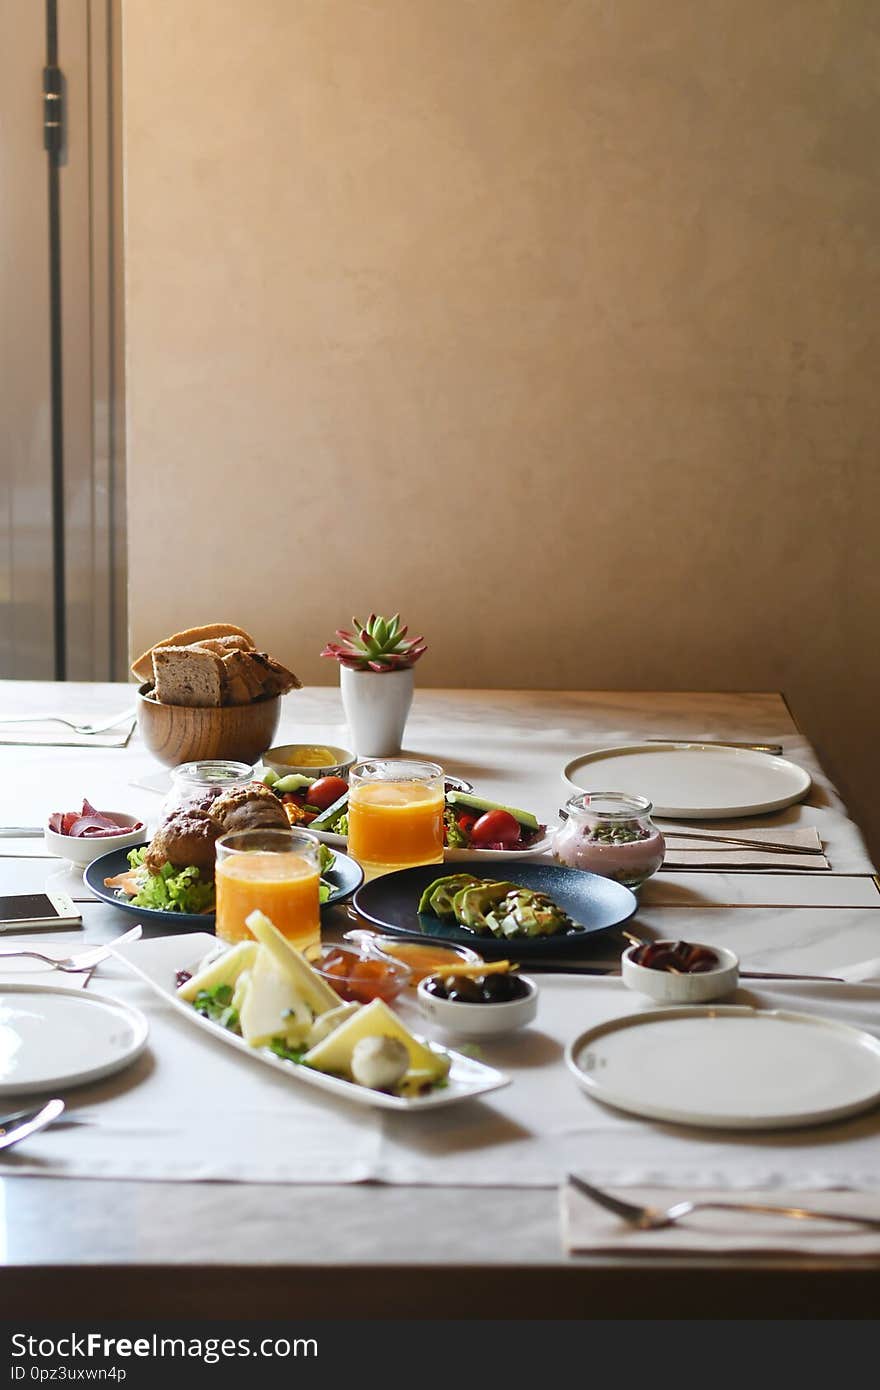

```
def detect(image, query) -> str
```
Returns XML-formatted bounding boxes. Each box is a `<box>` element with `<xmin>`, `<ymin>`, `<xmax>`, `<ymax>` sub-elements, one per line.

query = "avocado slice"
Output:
<box><xmin>418</xmin><ymin>873</ymin><xmax>481</xmax><ymax>917</ymax></box>
<box><xmin>452</xmin><ymin>881</ymin><xmax>522</xmax><ymax>931</ymax></box>
<box><xmin>445</xmin><ymin>791</ymin><xmax>539</xmax><ymax>830</ymax></box>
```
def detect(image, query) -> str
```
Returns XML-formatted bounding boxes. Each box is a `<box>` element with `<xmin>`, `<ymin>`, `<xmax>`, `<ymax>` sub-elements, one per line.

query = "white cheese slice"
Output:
<box><xmin>176</xmin><ymin>940</ymin><xmax>258</xmax><ymax>1002</ymax></box>
<box><xmin>239</xmin><ymin>946</ymin><xmax>314</xmax><ymax>1048</ymax></box>
<box><xmin>303</xmin><ymin>997</ymin><xmax>450</xmax><ymax>1083</ymax></box>
<box><xmin>245</xmin><ymin>910</ymin><xmax>341</xmax><ymax>1015</ymax></box>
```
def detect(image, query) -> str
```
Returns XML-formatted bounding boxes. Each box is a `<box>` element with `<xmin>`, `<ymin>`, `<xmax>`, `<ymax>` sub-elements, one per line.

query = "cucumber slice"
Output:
<box><xmin>273</xmin><ymin>773</ymin><xmax>316</xmax><ymax>793</ymax></box>
<box><xmin>446</xmin><ymin>791</ymin><xmax>539</xmax><ymax>830</ymax></box>
<box><xmin>309</xmin><ymin>790</ymin><xmax>350</xmax><ymax>831</ymax></box>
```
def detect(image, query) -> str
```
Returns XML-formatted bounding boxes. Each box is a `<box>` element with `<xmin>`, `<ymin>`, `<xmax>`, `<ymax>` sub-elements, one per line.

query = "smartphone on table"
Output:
<box><xmin>0</xmin><ymin>892</ymin><xmax>82</xmax><ymax>933</ymax></box>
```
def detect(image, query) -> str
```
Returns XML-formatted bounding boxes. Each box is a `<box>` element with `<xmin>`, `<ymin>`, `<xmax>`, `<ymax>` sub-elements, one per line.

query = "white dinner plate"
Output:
<box><xmin>112</xmin><ymin>933</ymin><xmax>510</xmax><ymax>1113</ymax></box>
<box><xmin>566</xmin><ymin>1006</ymin><xmax>880</xmax><ymax>1130</ymax></box>
<box><xmin>563</xmin><ymin>742</ymin><xmax>811</xmax><ymax>818</ymax></box>
<box><xmin>0</xmin><ymin>984</ymin><xmax>149</xmax><ymax>1096</ymax></box>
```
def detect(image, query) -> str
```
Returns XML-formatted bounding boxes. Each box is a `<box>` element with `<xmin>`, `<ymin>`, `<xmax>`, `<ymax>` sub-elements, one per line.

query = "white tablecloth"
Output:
<box><xmin>4</xmin><ymin>954</ymin><xmax>880</xmax><ymax>1191</ymax></box>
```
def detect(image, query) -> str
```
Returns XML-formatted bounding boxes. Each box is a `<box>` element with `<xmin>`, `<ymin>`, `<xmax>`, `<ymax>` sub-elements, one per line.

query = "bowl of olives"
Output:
<box><xmin>416</xmin><ymin>970</ymin><xmax>538</xmax><ymax>1038</ymax></box>
<box><xmin>621</xmin><ymin>939</ymin><xmax>739</xmax><ymax>1004</ymax></box>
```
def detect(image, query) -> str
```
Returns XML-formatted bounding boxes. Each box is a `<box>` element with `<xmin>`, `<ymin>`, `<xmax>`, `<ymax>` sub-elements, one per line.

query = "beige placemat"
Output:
<box><xmin>0</xmin><ymin>718</ymin><xmax>135</xmax><ymax>749</ymax></box>
<box><xmin>661</xmin><ymin>826</ymin><xmax>829</xmax><ymax>871</ymax></box>
<box><xmin>561</xmin><ymin>1180</ymin><xmax>880</xmax><ymax>1256</ymax></box>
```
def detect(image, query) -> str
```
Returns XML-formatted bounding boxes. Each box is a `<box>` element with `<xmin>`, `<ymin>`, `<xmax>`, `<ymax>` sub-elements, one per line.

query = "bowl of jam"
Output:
<box><xmin>309</xmin><ymin>942</ymin><xmax>411</xmax><ymax>1004</ymax></box>
<box><xmin>417</xmin><ymin>970</ymin><xmax>538</xmax><ymax>1037</ymax></box>
<box><xmin>621</xmin><ymin>939</ymin><xmax>739</xmax><ymax>1003</ymax></box>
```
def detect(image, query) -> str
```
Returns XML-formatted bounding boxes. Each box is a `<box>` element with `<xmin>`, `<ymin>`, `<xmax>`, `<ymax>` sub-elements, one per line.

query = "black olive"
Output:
<box><xmin>424</xmin><ymin>977</ymin><xmax>449</xmax><ymax>999</ymax></box>
<box><xmin>481</xmin><ymin>974</ymin><xmax>527</xmax><ymax>1002</ymax></box>
<box><xmin>445</xmin><ymin>977</ymin><xmax>483</xmax><ymax>1003</ymax></box>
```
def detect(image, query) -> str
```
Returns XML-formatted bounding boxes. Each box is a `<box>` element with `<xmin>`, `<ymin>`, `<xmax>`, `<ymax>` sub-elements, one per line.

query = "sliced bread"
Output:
<box><xmin>152</xmin><ymin>646</ymin><xmax>224</xmax><ymax>707</ymax></box>
<box><xmin>131</xmin><ymin>623</ymin><xmax>255</xmax><ymax>683</ymax></box>
<box><xmin>247</xmin><ymin>651</ymin><xmax>303</xmax><ymax>696</ymax></box>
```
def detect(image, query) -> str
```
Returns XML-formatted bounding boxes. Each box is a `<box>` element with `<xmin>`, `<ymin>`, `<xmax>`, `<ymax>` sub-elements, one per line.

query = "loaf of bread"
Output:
<box><xmin>137</xmin><ymin>623</ymin><xmax>302</xmax><ymax>708</ymax></box>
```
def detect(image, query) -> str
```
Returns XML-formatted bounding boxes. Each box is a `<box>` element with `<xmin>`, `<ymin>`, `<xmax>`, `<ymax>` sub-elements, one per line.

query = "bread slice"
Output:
<box><xmin>152</xmin><ymin>646</ymin><xmax>224</xmax><ymax>707</ymax></box>
<box><xmin>191</xmin><ymin>635</ymin><xmax>254</xmax><ymax>658</ymax></box>
<box><xmin>219</xmin><ymin>649</ymin><xmax>261</xmax><ymax>705</ymax></box>
<box><xmin>247</xmin><ymin>651</ymin><xmax>303</xmax><ymax>697</ymax></box>
<box><xmin>131</xmin><ymin>624</ymin><xmax>255</xmax><ymax>683</ymax></box>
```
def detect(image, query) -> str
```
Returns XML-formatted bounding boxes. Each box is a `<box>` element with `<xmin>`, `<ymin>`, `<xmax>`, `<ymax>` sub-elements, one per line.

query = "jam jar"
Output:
<box><xmin>553</xmin><ymin>792</ymin><xmax>665</xmax><ymax>888</ymax></box>
<box><xmin>161</xmin><ymin>759</ymin><xmax>255</xmax><ymax>818</ymax></box>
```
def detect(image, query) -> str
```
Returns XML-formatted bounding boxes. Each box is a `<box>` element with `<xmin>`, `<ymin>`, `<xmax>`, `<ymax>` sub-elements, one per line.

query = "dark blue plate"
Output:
<box><xmin>351</xmin><ymin>859</ymin><xmax>637</xmax><ymax>959</ymax></box>
<box><xmin>84</xmin><ymin>844</ymin><xmax>364</xmax><ymax>932</ymax></box>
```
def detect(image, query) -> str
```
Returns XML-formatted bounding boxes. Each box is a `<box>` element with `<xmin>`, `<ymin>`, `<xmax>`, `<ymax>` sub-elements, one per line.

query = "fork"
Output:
<box><xmin>0</xmin><ymin>924</ymin><xmax>142</xmax><ymax>973</ymax></box>
<box><xmin>0</xmin><ymin>707</ymin><xmax>136</xmax><ymax>736</ymax></box>
<box><xmin>568</xmin><ymin>1174</ymin><xmax>880</xmax><ymax>1231</ymax></box>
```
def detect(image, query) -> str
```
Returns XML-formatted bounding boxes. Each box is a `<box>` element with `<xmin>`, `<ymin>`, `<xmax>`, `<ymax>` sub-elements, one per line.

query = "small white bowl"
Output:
<box><xmin>262</xmin><ymin>743</ymin><xmax>355</xmax><ymax>780</ymax></box>
<box><xmin>621</xmin><ymin>941</ymin><xmax>739</xmax><ymax>1004</ymax></box>
<box><xmin>44</xmin><ymin>812</ymin><xmax>145</xmax><ymax>867</ymax></box>
<box><xmin>416</xmin><ymin>974</ymin><xmax>538</xmax><ymax>1038</ymax></box>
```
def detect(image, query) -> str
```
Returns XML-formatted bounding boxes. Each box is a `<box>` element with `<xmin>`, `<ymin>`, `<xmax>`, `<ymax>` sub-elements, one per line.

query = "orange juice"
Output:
<box><xmin>215</xmin><ymin>851</ymin><xmax>320</xmax><ymax>950</ymax></box>
<box><xmin>348</xmin><ymin>781</ymin><xmax>444</xmax><ymax>879</ymax></box>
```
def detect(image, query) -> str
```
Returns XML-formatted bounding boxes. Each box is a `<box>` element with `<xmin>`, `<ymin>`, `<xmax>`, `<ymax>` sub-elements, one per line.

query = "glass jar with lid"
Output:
<box><xmin>161</xmin><ymin>759</ymin><xmax>255</xmax><ymax>819</ymax></box>
<box><xmin>552</xmin><ymin>792</ymin><xmax>665</xmax><ymax>888</ymax></box>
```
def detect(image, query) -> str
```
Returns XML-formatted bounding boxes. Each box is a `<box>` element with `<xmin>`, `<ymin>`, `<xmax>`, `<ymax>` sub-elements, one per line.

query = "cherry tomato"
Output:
<box><xmin>307</xmin><ymin>776</ymin><xmax>349</xmax><ymax>811</ymax></box>
<box><xmin>469</xmin><ymin>809</ymin><xmax>521</xmax><ymax>847</ymax></box>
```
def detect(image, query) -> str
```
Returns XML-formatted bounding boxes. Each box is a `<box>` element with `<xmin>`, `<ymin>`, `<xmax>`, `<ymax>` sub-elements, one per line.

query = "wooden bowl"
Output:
<box><xmin>136</xmin><ymin>684</ymin><xmax>282</xmax><ymax>768</ymax></box>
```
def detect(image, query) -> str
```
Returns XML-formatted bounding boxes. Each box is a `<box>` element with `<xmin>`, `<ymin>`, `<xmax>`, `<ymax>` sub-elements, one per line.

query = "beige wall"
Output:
<box><xmin>123</xmin><ymin>1</ymin><xmax>880</xmax><ymax>856</ymax></box>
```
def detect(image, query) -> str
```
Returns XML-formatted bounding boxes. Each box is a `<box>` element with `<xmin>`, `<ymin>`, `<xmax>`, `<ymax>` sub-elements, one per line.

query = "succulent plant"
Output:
<box><xmin>320</xmin><ymin>613</ymin><xmax>427</xmax><ymax>673</ymax></box>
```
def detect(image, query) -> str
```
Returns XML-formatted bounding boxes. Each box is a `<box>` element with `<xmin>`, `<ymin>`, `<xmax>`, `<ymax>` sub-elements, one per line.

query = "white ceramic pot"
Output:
<box><xmin>339</xmin><ymin>665</ymin><xmax>415</xmax><ymax>758</ymax></box>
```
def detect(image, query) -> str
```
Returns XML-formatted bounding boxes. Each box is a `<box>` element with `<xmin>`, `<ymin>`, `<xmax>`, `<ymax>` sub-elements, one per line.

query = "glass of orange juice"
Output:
<box><xmin>214</xmin><ymin>827</ymin><xmax>321</xmax><ymax>951</ymax></box>
<box><xmin>347</xmin><ymin>759</ymin><xmax>445</xmax><ymax>881</ymax></box>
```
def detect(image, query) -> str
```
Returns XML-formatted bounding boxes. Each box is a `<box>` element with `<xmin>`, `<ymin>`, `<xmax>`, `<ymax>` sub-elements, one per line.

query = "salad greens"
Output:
<box><xmin>124</xmin><ymin>847</ymin><xmax>215</xmax><ymax>915</ymax></box>
<box><xmin>193</xmin><ymin>983</ymin><xmax>239</xmax><ymax>1030</ymax></box>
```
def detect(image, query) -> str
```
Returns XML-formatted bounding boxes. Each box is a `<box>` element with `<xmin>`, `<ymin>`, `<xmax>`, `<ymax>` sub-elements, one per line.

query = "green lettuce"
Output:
<box><xmin>123</xmin><ymin>847</ymin><xmax>215</xmax><ymax>915</ymax></box>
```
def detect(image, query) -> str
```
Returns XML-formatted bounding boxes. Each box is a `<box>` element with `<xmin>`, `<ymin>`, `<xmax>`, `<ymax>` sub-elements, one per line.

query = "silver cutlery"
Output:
<box><xmin>0</xmin><ymin>707</ymin><xmax>136</xmax><ymax>736</ymax></box>
<box><xmin>568</xmin><ymin>1173</ymin><xmax>880</xmax><ymax>1232</ymax></box>
<box><xmin>0</xmin><ymin>1098</ymin><xmax>65</xmax><ymax>1152</ymax></box>
<box><xmin>658</xmin><ymin>829</ymin><xmax>824</xmax><ymax>856</ymax></box>
<box><xmin>0</xmin><ymin>827</ymin><xmax>44</xmax><ymax>838</ymax></box>
<box><xmin>645</xmin><ymin>739</ymin><xmax>784</xmax><ymax>756</ymax></box>
<box><xmin>0</xmin><ymin>924</ymin><xmax>142</xmax><ymax>973</ymax></box>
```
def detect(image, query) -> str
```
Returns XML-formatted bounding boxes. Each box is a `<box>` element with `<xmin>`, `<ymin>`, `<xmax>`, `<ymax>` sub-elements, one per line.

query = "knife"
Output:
<box><xmin>0</xmin><ymin>827</ymin><xmax>44</xmax><ymax>838</ymax></box>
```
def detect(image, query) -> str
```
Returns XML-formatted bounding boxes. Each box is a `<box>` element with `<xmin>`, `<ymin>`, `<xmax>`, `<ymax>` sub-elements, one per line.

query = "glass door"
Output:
<box><xmin>0</xmin><ymin>0</ymin><xmax>125</xmax><ymax>680</ymax></box>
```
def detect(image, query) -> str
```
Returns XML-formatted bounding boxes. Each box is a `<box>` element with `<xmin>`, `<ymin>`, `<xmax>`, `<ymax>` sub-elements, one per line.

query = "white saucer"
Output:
<box><xmin>0</xmin><ymin>984</ymin><xmax>149</xmax><ymax>1096</ymax></box>
<box><xmin>563</xmin><ymin>742</ymin><xmax>811</xmax><ymax>819</ymax></box>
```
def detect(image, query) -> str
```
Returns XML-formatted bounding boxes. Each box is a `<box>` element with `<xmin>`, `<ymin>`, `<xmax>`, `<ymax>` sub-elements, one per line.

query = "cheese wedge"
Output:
<box><xmin>303</xmin><ymin>997</ymin><xmax>450</xmax><ymax>1083</ymax></box>
<box><xmin>176</xmin><ymin>941</ymin><xmax>258</xmax><ymax>1002</ymax></box>
<box><xmin>305</xmin><ymin>1001</ymin><xmax>361</xmax><ymax>1049</ymax></box>
<box><xmin>239</xmin><ymin>947</ymin><xmax>314</xmax><ymax>1048</ymax></box>
<box><xmin>245</xmin><ymin>911</ymin><xmax>341</xmax><ymax>1015</ymax></box>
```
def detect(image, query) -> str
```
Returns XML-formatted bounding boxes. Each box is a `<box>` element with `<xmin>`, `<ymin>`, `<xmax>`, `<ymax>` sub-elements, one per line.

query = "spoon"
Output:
<box><xmin>0</xmin><ymin>1098</ymin><xmax>65</xmax><ymax>1152</ymax></box>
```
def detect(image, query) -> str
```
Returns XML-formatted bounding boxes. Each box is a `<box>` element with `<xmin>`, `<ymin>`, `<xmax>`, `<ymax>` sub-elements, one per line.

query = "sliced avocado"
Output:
<box><xmin>261</xmin><ymin>769</ymin><xmax>280</xmax><ymax>787</ymax></box>
<box><xmin>274</xmin><ymin>773</ymin><xmax>316</xmax><ymax>793</ymax></box>
<box><xmin>495</xmin><ymin>889</ymin><xmax>574</xmax><ymax>939</ymax></box>
<box><xmin>452</xmin><ymin>881</ymin><xmax>521</xmax><ymax>931</ymax></box>
<box><xmin>446</xmin><ymin>791</ymin><xmax>539</xmax><ymax>830</ymax></box>
<box><xmin>419</xmin><ymin>873</ymin><xmax>481</xmax><ymax>917</ymax></box>
<box><xmin>309</xmin><ymin>790</ymin><xmax>349</xmax><ymax>831</ymax></box>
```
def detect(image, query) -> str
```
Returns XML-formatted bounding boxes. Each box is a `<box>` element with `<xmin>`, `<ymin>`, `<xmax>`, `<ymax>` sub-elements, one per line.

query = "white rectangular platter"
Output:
<box><xmin>112</xmin><ymin>932</ymin><xmax>510</xmax><ymax>1113</ymax></box>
